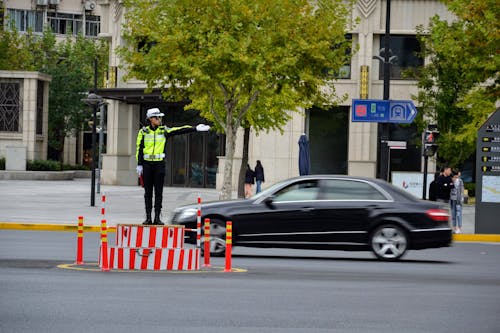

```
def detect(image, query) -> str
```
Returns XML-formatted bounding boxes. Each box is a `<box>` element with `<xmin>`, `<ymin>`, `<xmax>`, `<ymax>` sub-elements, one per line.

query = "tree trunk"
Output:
<box><xmin>220</xmin><ymin>126</ymin><xmax>237</xmax><ymax>200</ymax></box>
<box><xmin>237</xmin><ymin>127</ymin><xmax>250</xmax><ymax>198</ymax></box>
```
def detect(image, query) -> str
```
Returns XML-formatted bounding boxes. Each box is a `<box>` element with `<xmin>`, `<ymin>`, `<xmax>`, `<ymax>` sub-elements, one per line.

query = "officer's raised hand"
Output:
<box><xmin>196</xmin><ymin>124</ymin><xmax>210</xmax><ymax>132</ymax></box>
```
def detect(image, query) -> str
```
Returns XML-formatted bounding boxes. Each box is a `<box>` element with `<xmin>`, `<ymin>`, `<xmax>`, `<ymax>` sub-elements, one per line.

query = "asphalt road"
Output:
<box><xmin>1</xmin><ymin>230</ymin><xmax>500</xmax><ymax>333</ymax></box>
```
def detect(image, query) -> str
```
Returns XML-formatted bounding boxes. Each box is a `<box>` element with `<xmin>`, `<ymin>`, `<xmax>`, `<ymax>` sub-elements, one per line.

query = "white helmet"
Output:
<box><xmin>146</xmin><ymin>108</ymin><xmax>164</xmax><ymax>119</ymax></box>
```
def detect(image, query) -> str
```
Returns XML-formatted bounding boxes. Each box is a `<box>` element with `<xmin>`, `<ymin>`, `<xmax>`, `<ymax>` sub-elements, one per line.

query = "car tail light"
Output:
<box><xmin>426</xmin><ymin>209</ymin><xmax>449</xmax><ymax>222</ymax></box>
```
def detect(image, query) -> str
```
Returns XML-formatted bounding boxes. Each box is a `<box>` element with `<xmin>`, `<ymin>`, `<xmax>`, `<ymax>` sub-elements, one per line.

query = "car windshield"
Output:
<box><xmin>251</xmin><ymin>179</ymin><xmax>290</xmax><ymax>200</ymax></box>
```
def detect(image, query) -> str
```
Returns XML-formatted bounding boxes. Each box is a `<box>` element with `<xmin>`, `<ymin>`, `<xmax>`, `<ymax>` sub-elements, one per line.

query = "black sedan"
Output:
<box><xmin>170</xmin><ymin>175</ymin><xmax>452</xmax><ymax>260</ymax></box>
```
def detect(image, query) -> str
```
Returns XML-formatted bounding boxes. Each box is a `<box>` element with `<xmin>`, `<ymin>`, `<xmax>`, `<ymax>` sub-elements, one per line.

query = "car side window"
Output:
<box><xmin>273</xmin><ymin>180</ymin><xmax>319</xmax><ymax>202</ymax></box>
<box><xmin>320</xmin><ymin>179</ymin><xmax>387</xmax><ymax>200</ymax></box>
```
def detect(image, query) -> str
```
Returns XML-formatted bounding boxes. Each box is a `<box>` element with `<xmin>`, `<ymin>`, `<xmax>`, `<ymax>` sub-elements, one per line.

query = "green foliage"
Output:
<box><xmin>27</xmin><ymin>159</ymin><xmax>62</xmax><ymax>171</ymax></box>
<box><xmin>119</xmin><ymin>0</ymin><xmax>355</xmax><ymax>198</ymax></box>
<box><xmin>0</xmin><ymin>156</ymin><xmax>5</xmax><ymax>170</ymax></box>
<box><xmin>464</xmin><ymin>182</ymin><xmax>475</xmax><ymax>198</ymax></box>
<box><xmin>0</xmin><ymin>27</ymin><xmax>109</xmax><ymax>163</ymax></box>
<box><xmin>414</xmin><ymin>0</ymin><xmax>499</xmax><ymax>168</ymax></box>
<box><xmin>46</xmin><ymin>35</ymin><xmax>109</xmax><ymax>161</ymax></box>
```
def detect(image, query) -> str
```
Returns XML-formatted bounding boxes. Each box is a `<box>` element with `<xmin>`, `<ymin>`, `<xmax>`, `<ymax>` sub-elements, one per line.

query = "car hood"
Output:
<box><xmin>174</xmin><ymin>198</ymin><xmax>254</xmax><ymax>212</ymax></box>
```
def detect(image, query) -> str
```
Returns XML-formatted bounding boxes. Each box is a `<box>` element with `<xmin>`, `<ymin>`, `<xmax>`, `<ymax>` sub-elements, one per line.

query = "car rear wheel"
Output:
<box><xmin>370</xmin><ymin>224</ymin><xmax>408</xmax><ymax>261</ymax></box>
<box><xmin>200</xmin><ymin>219</ymin><xmax>226</xmax><ymax>257</ymax></box>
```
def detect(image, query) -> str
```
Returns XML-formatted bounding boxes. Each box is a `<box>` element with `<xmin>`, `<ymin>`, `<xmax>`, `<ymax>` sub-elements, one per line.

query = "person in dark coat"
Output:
<box><xmin>435</xmin><ymin>166</ymin><xmax>454</xmax><ymax>203</ymax></box>
<box><xmin>428</xmin><ymin>172</ymin><xmax>440</xmax><ymax>201</ymax></box>
<box><xmin>244</xmin><ymin>164</ymin><xmax>255</xmax><ymax>198</ymax></box>
<box><xmin>254</xmin><ymin>160</ymin><xmax>265</xmax><ymax>194</ymax></box>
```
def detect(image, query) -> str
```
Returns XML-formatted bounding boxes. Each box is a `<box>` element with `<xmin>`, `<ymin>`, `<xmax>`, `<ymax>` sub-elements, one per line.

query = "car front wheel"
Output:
<box><xmin>370</xmin><ymin>224</ymin><xmax>408</xmax><ymax>261</ymax></box>
<box><xmin>200</xmin><ymin>219</ymin><xmax>226</xmax><ymax>257</ymax></box>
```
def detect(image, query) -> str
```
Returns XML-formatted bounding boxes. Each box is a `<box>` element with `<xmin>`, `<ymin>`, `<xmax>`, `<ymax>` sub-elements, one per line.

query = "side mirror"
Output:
<box><xmin>264</xmin><ymin>195</ymin><xmax>275</xmax><ymax>208</ymax></box>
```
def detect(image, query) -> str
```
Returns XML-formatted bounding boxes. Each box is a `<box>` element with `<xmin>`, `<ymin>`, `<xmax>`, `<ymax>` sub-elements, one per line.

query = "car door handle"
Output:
<box><xmin>301</xmin><ymin>207</ymin><xmax>314</xmax><ymax>212</ymax></box>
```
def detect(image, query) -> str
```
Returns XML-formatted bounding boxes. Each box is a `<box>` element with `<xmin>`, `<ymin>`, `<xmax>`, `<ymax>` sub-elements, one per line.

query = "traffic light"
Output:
<box><xmin>423</xmin><ymin>128</ymin><xmax>439</xmax><ymax>157</ymax></box>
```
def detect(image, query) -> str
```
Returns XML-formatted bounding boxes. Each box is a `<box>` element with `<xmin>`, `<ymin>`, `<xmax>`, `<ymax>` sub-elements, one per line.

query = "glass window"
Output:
<box><xmin>308</xmin><ymin>106</ymin><xmax>348</xmax><ymax>174</ymax></box>
<box><xmin>325</xmin><ymin>34</ymin><xmax>352</xmax><ymax>79</ymax></box>
<box><xmin>47</xmin><ymin>13</ymin><xmax>100</xmax><ymax>37</ymax></box>
<box><xmin>36</xmin><ymin>80</ymin><xmax>44</xmax><ymax>135</ymax></box>
<box><xmin>273</xmin><ymin>180</ymin><xmax>320</xmax><ymax>202</ymax></box>
<box><xmin>377</xmin><ymin>35</ymin><xmax>423</xmax><ymax>80</ymax></box>
<box><xmin>0</xmin><ymin>82</ymin><xmax>20</xmax><ymax>132</ymax></box>
<box><xmin>320</xmin><ymin>179</ymin><xmax>387</xmax><ymax>200</ymax></box>
<box><xmin>7</xmin><ymin>9</ymin><xmax>44</xmax><ymax>32</ymax></box>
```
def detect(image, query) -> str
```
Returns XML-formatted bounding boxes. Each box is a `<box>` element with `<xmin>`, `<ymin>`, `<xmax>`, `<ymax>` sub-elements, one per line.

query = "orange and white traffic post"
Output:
<box><xmin>101</xmin><ymin>193</ymin><xmax>106</xmax><ymax>218</ymax></box>
<box><xmin>203</xmin><ymin>218</ymin><xmax>211</xmax><ymax>267</ymax></box>
<box><xmin>75</xmin><ymin>216</ymin><xmax>84</xmax><ymax>264</ymax></box>
<box><xmin>224</xmin><ymin>221</ymin><xmax>232</xmax><ymax>272</ymax></box>
<box><xmin>196</xmin><ymin>195</ymin><xmax>201</xmax><ymax>248</ymax></box>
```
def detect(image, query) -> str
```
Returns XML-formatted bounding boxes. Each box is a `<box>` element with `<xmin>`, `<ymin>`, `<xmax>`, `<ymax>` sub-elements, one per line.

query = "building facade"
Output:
<box><xmin>97</xmin><ymin>0</ymin><xmax>452</xmax><ymax>190</ymax></box>
<box><xmin>2</xmin><ymin>0</ymin><xmax>454</xmax><ymax>190</ymax></box>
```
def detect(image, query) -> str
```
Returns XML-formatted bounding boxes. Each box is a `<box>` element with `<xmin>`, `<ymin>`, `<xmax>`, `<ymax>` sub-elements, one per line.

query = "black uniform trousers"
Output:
<box><xmin>142</xmin><ymin>160</ymin><xmax>166</xmax><ymax>213</ymax></box>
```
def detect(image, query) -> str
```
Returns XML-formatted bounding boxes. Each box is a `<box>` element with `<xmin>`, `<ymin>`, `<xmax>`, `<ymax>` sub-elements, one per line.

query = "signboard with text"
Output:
<box><xmin>475</xmin><ymin>108</ymin><xmax>500</xmax><ymax>233</ymax></box>
<box><xmin>352</xmin><ymin>99</ymin><xmax>418</xmax><ymax>124</ymax></box>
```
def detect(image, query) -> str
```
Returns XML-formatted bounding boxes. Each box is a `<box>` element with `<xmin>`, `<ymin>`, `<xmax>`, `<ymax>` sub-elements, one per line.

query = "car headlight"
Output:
<box><xmin>177</xmin><ymin>208</ymin><xmax>197</xmax><ymax>221</ymax></box>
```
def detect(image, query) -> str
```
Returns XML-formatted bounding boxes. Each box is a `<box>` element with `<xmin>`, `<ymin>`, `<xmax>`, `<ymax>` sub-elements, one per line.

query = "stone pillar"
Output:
<box><xmin>101</xmin><ymin>101</ymin><xmax>139</xmax><ymax>185</ymax></box>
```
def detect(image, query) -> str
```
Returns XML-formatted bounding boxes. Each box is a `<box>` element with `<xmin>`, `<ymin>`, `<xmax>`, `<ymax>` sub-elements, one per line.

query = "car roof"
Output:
<box><xmin>279</xmin><ymin>175</ymin><xmax>419</xmax><ymax>202</ymax></box>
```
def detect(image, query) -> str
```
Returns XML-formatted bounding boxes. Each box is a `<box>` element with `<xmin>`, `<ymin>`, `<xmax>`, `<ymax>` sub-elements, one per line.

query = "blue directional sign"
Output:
<box><xmin>352</xmin><ymin>99</ymin><xmax>418</xmax><ymax>123</ymax></box>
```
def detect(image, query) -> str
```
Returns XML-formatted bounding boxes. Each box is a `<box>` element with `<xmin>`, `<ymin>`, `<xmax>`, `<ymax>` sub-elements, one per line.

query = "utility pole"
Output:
<box><xmin>378</xmin><ymin>0</ymin><xmax>392</xmax><ymax>181</ymax></box>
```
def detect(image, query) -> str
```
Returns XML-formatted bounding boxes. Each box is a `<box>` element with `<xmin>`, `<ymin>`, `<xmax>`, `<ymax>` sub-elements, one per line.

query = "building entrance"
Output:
<box><xmin>140</xmin><ymin>106</ymin><xmax>223</xmax><ymax>188</ymax></box>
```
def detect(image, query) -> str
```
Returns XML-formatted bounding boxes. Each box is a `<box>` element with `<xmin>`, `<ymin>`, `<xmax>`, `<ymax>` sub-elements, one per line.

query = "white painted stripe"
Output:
<box><xmin>172</xmin><ymin>249</ymin><xmax>180</xmax><ymax>270</ymax></box>
<box><xmin>156</xmin><ymin>228</ymin><xmax>163</xmax><ymax>248</ymax></box>
<box><xmin>129</xmin><ymin>226</ymin><xmax>137</xmax><ymax>248</ymax></box>
<box><xmin>142</xmin><ymin>227</ymin><xmax>150</xmax><ymax>248</ymax></box>
<box><xmin>147</xmin><ymin>250</ymin><xmax>155</xmax><ymax>270</ymax></box>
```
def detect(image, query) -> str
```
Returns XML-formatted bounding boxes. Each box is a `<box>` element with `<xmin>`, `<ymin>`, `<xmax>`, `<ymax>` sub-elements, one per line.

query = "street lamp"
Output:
<box><xmin>82</xmin><ymin>92</ymin><xmax>103</xmax><ymax>206</ymax></box>
<box><xmin>372</xmin><ymin>0</ymin><xmax>393</xmax><ymax>181</ymax></box>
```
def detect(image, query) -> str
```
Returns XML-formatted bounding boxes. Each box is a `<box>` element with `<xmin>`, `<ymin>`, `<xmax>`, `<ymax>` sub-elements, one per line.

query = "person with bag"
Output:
<box><xmin>450</xmin><ymin>170</ymin><xmax>465</xmax><ymax>233</ymax></box>
<box><xmin>244</xmin><ymin>164</ymin><xmax>255</xmax><ymax>199</ymax></box>
<box><xmin>136</xmin><ymin>108</ymin><xmax>210</xmax><ymax>225</ymax></box>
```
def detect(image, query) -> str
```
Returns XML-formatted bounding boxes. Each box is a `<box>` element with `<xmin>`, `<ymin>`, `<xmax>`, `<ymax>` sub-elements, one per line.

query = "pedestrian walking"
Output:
<box><xmin>254</xmin><ymin>160</ymin><xmax>265</xmax><ymax>194</ymax></box>
<box><xmin>136</xmin><ymin>108</ymin><xmax>210</xmax><ymax>225</ymax></box>
<box><xmin>244</xmin><ymin>164</ymin><xmax>255</xmax><ymax>199</ymax></box>
<box><xmin>435</xmin><ymin>166</ymin><xmax>454</xmax><ymax>203</ymax></box>
<box><xmin>450</xmin><ymin>170</ymin><xmax>465</xmax><ymax>233</ymax></box>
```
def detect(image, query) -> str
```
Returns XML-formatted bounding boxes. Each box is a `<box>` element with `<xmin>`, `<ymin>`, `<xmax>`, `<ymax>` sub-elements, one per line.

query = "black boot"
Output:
<box><xmin>154</xmin><ymin>210</ymin><xmax>164</xmax><ymax>225</ymax></box>
<box><xmin>142</xmin><ymin>210</ymin><xmax>153</xmax><ymax>225</ymax></box>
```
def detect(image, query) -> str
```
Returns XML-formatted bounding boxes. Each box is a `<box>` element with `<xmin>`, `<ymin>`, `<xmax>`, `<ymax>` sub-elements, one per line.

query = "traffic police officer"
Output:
<box><xmin>136</xmin><ymin>108</ymin><xmax>210</xmax><ymax>225</ymax></box>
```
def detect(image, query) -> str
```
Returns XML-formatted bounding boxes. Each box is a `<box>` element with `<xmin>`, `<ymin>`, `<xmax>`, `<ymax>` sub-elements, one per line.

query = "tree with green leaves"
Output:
<box><xmin>414</xmin><ymin>0</ymin><xmax>499</xmax><ymax>168</ymax></box>
<box><xmin>0</xmin><ymin>28</ymin><xmax>108</xmax><ymax>164</ymax></box>
<box><xmin>119</xmin><ymin>0</ymin><xmax>354</xmax><ymax>199</ymax></box>
<box><xmin>46</xmin><ymin>35</ymin><xmax>108</xmax><ymax>163</ymax></box>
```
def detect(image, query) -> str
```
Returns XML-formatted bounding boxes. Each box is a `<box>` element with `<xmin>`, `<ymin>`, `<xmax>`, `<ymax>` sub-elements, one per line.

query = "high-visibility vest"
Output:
<box><xmin>136</xmin><ymin>125</ymin><xmax>193</xmax><ymax>162</ymax></box>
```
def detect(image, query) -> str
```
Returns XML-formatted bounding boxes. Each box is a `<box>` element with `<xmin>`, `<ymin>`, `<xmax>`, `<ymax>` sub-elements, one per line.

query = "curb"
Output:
<box><xmin>2</xmin><ymin>222</ymin><xmax>500</xmax><ymax>243</ymax></box>
<box><xmin>0</xmin><ymin>222</ymin><xmax>116</xmax><ymax>233</ymax></box>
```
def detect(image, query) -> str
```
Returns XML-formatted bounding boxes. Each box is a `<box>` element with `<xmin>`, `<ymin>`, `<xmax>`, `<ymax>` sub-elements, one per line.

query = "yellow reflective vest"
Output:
<box><xmin>136</xmin><ymin>125</ymin><xmax>195</xmax><ymax>164</ymax></box>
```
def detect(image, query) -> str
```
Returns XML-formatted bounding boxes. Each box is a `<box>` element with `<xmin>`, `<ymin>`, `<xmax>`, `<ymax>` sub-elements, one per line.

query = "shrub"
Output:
<box><xmin>464</xmin><ymin>182</ymin><xmax>475</xmax><ymax>198</ymax></box>
<box><xmin>27</xmin><ymin>159</ymin><xmax>62</xmax><ymax>171</ymax></box>
<box><xmin>0</xmin><ymin>156</ymin><xmax>5</xmax><ymax>170</ymax></box>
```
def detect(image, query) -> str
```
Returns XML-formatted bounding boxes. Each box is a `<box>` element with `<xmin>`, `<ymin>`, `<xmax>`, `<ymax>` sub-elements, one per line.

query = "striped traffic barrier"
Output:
<box><xmin>107</xmin><ymin>247</ymin><xmax>200</xmax><ymax>270</ymax></box>
<box><xmin>224</xmin><ymin>221</ymin><xmax>232</xmax><ymax>272</ymax></box>
<box><xmin>75</xmin><ymin>216</ymin><xmax>84</xmax><ymax>264</ymax></box>
<box><xmin>100</xmin><ymin>219</ymin><xmax>109</xmax><ymax>272</ymax></box>
<box><xmin>203</xmin><ymin>218</ymin><xmax>211</xmax><ymax>268</ymax></box>
<box><xmin>115</xmin><ymin>224</ymin><xmax>185</xmax><ymax>248</ymax></box>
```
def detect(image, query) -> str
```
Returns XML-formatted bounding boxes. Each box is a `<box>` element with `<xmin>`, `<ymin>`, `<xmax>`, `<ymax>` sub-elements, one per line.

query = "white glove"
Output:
<box><xmin>136</xmin><ymin>165</ymin><xmax>143</xmax><ymax>176</ymax></box>
<box><xmin>196</xmin><ymin>124</ymin><xmax>210</xmax><ymax>132</ymax></box>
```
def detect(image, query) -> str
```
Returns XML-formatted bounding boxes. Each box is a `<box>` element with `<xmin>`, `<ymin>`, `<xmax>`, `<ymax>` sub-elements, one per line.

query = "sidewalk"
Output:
<box><xmin>0</xmin><ymin>178</ymin><xmax>220</xmax><ymax>227</ymax></box>
<box><xmin>0</xmin><ymin>179</ymin><xmax>498</xmax><ymax>243</ymax></box>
